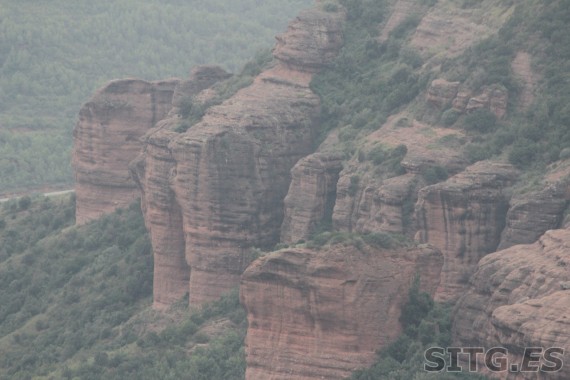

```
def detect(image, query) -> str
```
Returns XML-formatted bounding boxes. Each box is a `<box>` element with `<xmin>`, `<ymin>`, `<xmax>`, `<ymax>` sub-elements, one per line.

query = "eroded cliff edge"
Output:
<box><xmin>73</xmin><ymin>79</ymin><xmax>178</xmax><ymax>224</ymax></box>
<box><xmin>453</xmin><ymin>229</ymin><xmax>570</xmax><ymax>380</ymax></box>
<box><xmin>130</xmin><ymin>7</ymin><xmax>345</xmax><ymax>308</ymax></box>
<box><xmin>240</xmin><ymin>243</ymin><xmax>442</xmax><ymax>380</ymax></box>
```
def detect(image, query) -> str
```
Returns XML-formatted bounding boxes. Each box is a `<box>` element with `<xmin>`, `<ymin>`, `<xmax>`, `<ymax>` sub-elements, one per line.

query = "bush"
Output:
<box><xmin>463</xmin><ymin>109</ymin><xmax>497</xmax><ymax>133</ymax></box>
<box><xmin>508</xmin><ymin>139</ymin><xmax>538</xmax><ymax>168</ymax></box>
<box><xmin>367</xmin><ymin>145</ymin><xmax>387</xmax><ymax>165</ymax></box>
<box><xmin>422</xmin><ymin>166</ymin><xmax>448</xmax><ymax>185</ymax></box>
<box><xmin>399</xmin><ymin>276</ymin><xmax>434</xmax><ymax>333</ymax></box>
<box><xmin>348</xmin><ymin>175</ymin><xmax>360</xmax><ymax>196</ymax></box>
<box><xmin>322</xmin><ymin>1</ymin><xmax>339</xmax><ymax>12</ymax></box>
<box><xmin>362</xmin><ymin>232</ymin><xmax>394</xmax><ymax>249</ymax></box>
<box><xmin>18</xmin><ymin>196</ymin><xmax>31</xmax><ymax>211</ymax></box>
<box><xmin>441</xmin><ymin>108</ymin><xmax>461</xmax><ymax>126</ymax></box>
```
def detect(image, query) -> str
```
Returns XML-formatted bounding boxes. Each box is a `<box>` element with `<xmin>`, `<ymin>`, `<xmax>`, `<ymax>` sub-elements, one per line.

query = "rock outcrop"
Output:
<box><xmin>499</xmin><ymin>181</ymin><xmax>569</xmax><ymax>250</ymax></box>
<box><xmin>280</xmin><ymin>152</ymin><xmax>343</xmax><ymax>244</ymax></box>
<box><xmin>427</xmin><ymin>79</ymin><xmax>460</xmax><ymax>109</ymax></box>
<box><xmin>453</xmin><ymin>228</ymin><xmax>570</xmax><ymax>379</ymax></box>
<box><xmin>415</xmin><ymin>161</ymin><xmax>518</xmax><ymax>301</ymax></box>
<box><xmin>332</xmin><ymin>116</ymin><xmax>468</xmax><ymax>237</ymax></box>
<box><xmin>73</xmin><ymin>79</ymin><xmax>178</xmax><ymax>224</ymax></box>
<box><xmin>428</xmin><ymin>80</ymin><xmax>509</xmax><ymax>119</ymax></box>
<box><xmin>465</xmin><ymin>85</ymin><xmax>509</xmax><ymax>119</ymax></box>
<box><xmin>241</xmin><ymin>243</ymin><xmax>443</xmax><ymax>380</ymax></box>
<box><xmin>131</xmin><ymin>7</ymin><xmax>345</xmax><ymax>308</ymax></box>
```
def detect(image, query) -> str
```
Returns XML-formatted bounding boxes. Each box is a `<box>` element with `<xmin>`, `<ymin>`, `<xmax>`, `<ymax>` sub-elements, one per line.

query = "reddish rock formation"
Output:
<box><xmin>130</xmin><ymin>124</ymin><xmax>189</xmax><ymax>308</ymax></box>
<box><xmin>132</xmin><ymin>7</ymin><xmax>345</xmax><ymax>308</ymax></box>
<box><xmin>415</xmin><ymin>161</ymin><xmax>518</xmax><ymax>301</ymax></box>
<box><xmin>499</xmin><ymin>181</ymin><xmax>570</xmax><ymax>250</ymax></box>
<box><xmin>73</xmin><ymin>78</ymin><xmax>179</xmax><ymax>224</ymax></box>
<box><xmin>274</xmin><ymin>7</ymin><xmax>344</xmax><ymax>72</ymax></box>
<box><xmin>280</xmin><ymin>152</ymin><xmax>343</xmax><ymax>244</ymax></box>
<box><xmin>333</xmin><ymin>171</ymin><xmax>421</xmax><ymax>236</ymax></box>
<box><xmin>465</xmin><ymin>85</ymin><xmax>509</xmax><ymax>119</ymax></box>
<box><xmin>452</xmin><ymin>87</ymin><xmax>472</xmax><ymax>112</ymax></box>
<box><xmin>240</xmin><ymin>243</ymin><xmax>443</xmax><ymax>380</ymax></box>
<box><xmin>332</xmin><ymin>116</ymin><xmax>468</xmax><ymax>237</ymax></box>
<box><xmin>453</xmin><ymin>228</ymin><xmax>570</xmax><ymax>379</ymax></box>
<box><xmin>427</xmin><ymin>79</ymin><xmax>460</xmax><ymax>109</ymax></box>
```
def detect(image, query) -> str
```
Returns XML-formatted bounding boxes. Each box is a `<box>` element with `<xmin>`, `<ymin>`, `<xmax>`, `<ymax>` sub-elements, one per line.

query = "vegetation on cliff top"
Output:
<box><xmin>312</xmin><ymin>0</ymin><xmax>570</xmax><ymax>179</ymax></box>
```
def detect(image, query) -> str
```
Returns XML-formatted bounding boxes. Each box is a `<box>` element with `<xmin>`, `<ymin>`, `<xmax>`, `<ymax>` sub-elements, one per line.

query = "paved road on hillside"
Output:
<box><xmin>0</xmin><ymin>189</ymin><xmax>75</xmax><ymax>203</ymax></box>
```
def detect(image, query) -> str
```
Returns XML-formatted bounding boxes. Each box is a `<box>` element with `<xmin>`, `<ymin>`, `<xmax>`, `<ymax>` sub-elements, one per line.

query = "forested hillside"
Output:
<box><xmin>0</xmin><ymin>0</ymin><xmax>311</xmax><ymax>193</ymax></box>
<box><xmin>0</xmin><ymin>196</ymin><xmax>247</xmax><ymax>379</ymax></box>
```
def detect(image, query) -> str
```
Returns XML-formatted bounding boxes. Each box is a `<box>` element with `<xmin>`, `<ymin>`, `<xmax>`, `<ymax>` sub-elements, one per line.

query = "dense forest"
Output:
<box><xmin>0</xmin><ymin>0</ymin><xmax>311</xmax><ymax>193</ymax></box>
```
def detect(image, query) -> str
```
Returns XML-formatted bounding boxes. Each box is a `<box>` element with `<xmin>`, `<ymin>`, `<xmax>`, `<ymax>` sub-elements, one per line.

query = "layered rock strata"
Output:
<box><xmin>280</xmin><ymin>152</ymin><xmax>343</xmax><ymax>244</ymax></box>
<box><xmin>415</xmin><ymin>161</ymin><xmax>518</xmax><ymax>301</ymax></box>
<box><xmin>241</xmin><ymin>243</ymin><xmax>443</xmax><ymax>380</ymax></box>
<box><xmin>499</xmin><ymin>181</ymin><xmax>570</xmax><ymax>250</ymax></box>
<box><xmin>453</xmin><ymin>229</ymin><xmax>570</xmax><ymax>380</ymax></box>
<box><xmin>73</xmin><ymin>79</ymin><xmax>179</xmax><ymax>224</ymax></box>
<box><xmin>131</xmin><ymin>7</ymin><xmax>345</xmax><ymax>308</ymax></box>
<box><xmin>332</xmin><ymin>116</ymin><xmax>468</xmax><ymax>237</ymax></box>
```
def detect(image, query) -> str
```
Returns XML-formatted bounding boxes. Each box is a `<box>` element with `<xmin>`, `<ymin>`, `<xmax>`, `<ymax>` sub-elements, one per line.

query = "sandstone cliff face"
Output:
<box><xmin>332</xmin><ymin>115</ymin><xmax>468</xmax><ymax>237</ymax></box>
<box><xmin>280</xmin><ymin>152</ymin><xmax>343</xmax><ymax>244</ymax></box>
<box><xmin>73</xmin><ymin>79</ymin><xmax>178</xmax><ymax>224</ymax></box>
<box><xmin>415</xmin><ymin>161</ymin><xmax>518</xmax><ymax>301</ymax></box>
<box><xmin>240</xmin><ymin>243</ymin><xmax>443</xmax><ymax>380</ymax></box>
<box><xmin>131</xmin><ymin>7</ymin><xmax>345</xmax><ymax>308</ymax></box>
<box><xmin>499</xmin><ymin>181</ymin><xmax>569</xmax><ymax>250</ymax></box>
<box><xmin>453</xmin><ymin>229</ymin><xmax>570</xmax><ymax>380</ymax></box>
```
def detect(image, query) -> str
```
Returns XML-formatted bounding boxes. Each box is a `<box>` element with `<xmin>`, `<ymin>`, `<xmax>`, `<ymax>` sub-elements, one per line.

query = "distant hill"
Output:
<box><xmin>0</xmin><ymin>0</ymin><xmax>312</xmax><ymax>193</ymax></box>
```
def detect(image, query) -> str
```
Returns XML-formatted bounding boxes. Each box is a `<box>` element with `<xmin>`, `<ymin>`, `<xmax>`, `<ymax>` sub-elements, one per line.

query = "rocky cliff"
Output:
<box><xmin>70</xmin><ymin>1</ymin><xmax>570</xmax><ymax>379</ymax></box>
<box><xmin>131</xmin><ymin>7</ymin><xmax>345</xmax><ymax>308</ymax></box>
<box><xmin>453</xmin><ymin>229</ymin><xmax>570</xmax><ymax>379</ymax></box>
<box><xmin>73</xmin><ymin>79</ymin><xmax>178</xmax><ymax>224</ymax></box>
<box><xmin>415</xmin><ymin>161</ymin><xmax>518</xmax><ymax>301</ymax></box>
<box><xmin>280</xmin><ymin>152</ymin><xmax>343</xmax><ymax>244</ymax></box>
<box><xmin>240</xmin><ymin>242</ymin><xmax>443</xmax><ymax>380</ymax></box>
<box><xmin>499</xmin><ymin>180</ymin><xmax>570</xmax><ymax>250</ymax></box>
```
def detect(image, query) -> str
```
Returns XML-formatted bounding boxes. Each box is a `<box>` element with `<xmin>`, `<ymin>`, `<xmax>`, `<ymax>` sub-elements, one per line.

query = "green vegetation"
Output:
<box><xmin>422</xmin><ymin>165</ymin><xmax>449</xmax><ymax>185</ymax></box>
<box><xmin>0</xmin><ymin>0</ymin><xmax>312</xmax><ymax>192</ymax></box>
<box><xmin>0</xmin><ymin>197</ymin><xmax>246</xmax><ymax>379</ymax></box>
<box><xmin>305</xmin><ymin>230</ymin><xmax>412</xmax><ymax>251</ymax></box>
<box><xmin>442</xmin><ymin>1</ymin><xmax>570</xmax><ymax>169</ymax></box>
<box><xmin>175</xmin><ymin>49</ymin><xmax>274</xmax><ymax>133</ymax></box>
<box><xmin>311</xmin><ymin>0</ymin><xmax>432</xmax><ymax>145</ymax></box>
<box><xmin>351</xmin><ymin>278</ymin><xmax>488</xmax><ymax>379</ymax></box>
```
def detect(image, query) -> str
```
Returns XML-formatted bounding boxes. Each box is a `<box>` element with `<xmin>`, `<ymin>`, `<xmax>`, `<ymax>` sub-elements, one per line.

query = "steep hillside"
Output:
<box><xmin>62</xmin><ymin>0</ymin><xmax>570</xmax><ymax>378</ymax></box>
<box><xmin>0</xmin><ymin>196</ymin><xmax>247</xmax><ymax>379</ymax></box>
